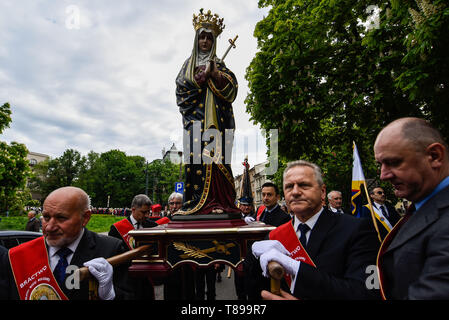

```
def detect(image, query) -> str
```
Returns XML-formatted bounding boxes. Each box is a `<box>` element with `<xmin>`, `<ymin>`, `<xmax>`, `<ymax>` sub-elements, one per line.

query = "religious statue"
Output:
<box><xmin>175</xmin><ymin>9</ymin><xmax>240</xmax><ymax>216</ymax></box>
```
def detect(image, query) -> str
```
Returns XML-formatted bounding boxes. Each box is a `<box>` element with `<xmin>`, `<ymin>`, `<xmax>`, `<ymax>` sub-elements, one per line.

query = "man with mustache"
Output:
<box><xmin>375</xmin><ymin>118</ymin><xmax>449</xmax><ymax>299</ymax></box>
<box><xmin>4</xmin><ymin>186</ymin><xmax>133</xmax><ymax>300</ymax></box>
<box><xmin>249</xmin><ymin>160</ymin><xmax>380</xmax><ymax>299</ymax></box>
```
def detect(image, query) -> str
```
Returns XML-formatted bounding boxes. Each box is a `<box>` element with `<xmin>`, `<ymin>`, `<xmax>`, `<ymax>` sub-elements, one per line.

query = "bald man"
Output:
<box><xmin>5</xmin><ymin>187</ymin><xmax>134</xmax><ymax>300</ymax></box>
<box><xmin>375</xmin><ymin>117</ymin><xmax>449</xmax><ymax>299</ymax></box>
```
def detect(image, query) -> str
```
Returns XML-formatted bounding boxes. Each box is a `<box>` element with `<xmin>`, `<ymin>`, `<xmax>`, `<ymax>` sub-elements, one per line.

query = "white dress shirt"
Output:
<box><xmin>47</xmin><ymin>228</ymin><xmax>85</xmax><ymax>271</ymax></box>
<box><xmin>290</xmin><ymin>207</ymin><xmax>324</xmax><ymax>291</ymax></box>
<box><xmin>372</xmin><ymin>202</ymin><xmax>393</xmax><ymax>229</ymax></box>
<box><xmin>129</xmin><ymin>215</ymin><xmax>142</xmax><ymax>229</ymax></box>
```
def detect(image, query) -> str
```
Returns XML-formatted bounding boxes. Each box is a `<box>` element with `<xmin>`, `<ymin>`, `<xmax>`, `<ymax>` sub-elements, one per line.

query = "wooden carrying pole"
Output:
<box><xmin>76</xmin><ymin>244</ymin><xmax>152</xmax><ymax>282</ymax></box>
<box><xmin>268</xmin><ymin>261</ymin><xmax>285</xmax><ymax>295</ymax></box>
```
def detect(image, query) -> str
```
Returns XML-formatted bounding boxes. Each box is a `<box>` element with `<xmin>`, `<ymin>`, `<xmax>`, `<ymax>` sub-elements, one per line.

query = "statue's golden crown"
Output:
<box><xmin>192</xmin><ymin>8</ymin><xmax>225</xmax><ymax>37</ymax></box>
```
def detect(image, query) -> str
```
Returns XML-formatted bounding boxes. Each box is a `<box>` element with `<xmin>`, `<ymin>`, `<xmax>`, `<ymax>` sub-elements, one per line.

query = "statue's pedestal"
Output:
<box><xmin>128</xmin><ymin>218</ymin><xmax>275</xmax><ymax>284</ymax></box>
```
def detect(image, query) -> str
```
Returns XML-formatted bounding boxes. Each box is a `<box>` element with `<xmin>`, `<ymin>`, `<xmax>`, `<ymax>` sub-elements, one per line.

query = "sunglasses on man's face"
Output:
<box><xmin>375</xmin><ymin>191</ymin><xmax>385</xmax><ymax>195</ymax></box>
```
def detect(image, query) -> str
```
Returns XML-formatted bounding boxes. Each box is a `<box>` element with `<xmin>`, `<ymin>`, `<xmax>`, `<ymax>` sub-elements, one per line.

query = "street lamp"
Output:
<box><xmin>145</xmin><ymin>160</ymin><xmax>149</xmax><ymax>196</ymax></box>
<box><xmin>178</xmin><ymin>151</ymin><xmax>183</xmax><ymax>180</ymax></box>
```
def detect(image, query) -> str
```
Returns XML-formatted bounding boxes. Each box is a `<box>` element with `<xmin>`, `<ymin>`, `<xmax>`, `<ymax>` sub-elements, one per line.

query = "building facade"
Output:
<box><xmin>27</xmin><ymin>151</ymin><xmax>50</xmax><ymax>201</ymax></box>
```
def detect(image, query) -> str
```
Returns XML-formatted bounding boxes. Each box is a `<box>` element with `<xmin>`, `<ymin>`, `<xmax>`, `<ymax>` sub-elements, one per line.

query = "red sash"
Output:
<box><xmin>256</xmin><ymin>205</ymin><xmax>266</xmax><ymax>221</ymax></box>
<box><xmin>376</xmin><ymin>214</ymin><xmax>412</xmax><ymax>300</ymax></box>
<box><xmin>8</xmin><ymin>236</ymin><xmax>68</xmax><ymax>300</ymax></box>
<box><xmin>113</xmin><ymin>219</ymin><xmax>135</xmax><ymax>250</ymax></box>
<box><xmin>155</xmin><ymin>217</ymin><xmax>170</xmax><ymax>225</ymax></box>
<box><xmin>269</xmin><ymin>221</ymin><xmax>316</xmax><ymax>267</ymax></box>
<box><xmin>269</xmin><ymin>221</ymin><xmax>316</xmax><ymax>285</ymax></box>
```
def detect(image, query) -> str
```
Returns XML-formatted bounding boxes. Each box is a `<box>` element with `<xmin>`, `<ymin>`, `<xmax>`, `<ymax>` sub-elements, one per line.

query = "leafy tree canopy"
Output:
<box><xmin>246</xmin><ymin>0</ymin><xmax>449</xmax><ymax>203</ymax></box>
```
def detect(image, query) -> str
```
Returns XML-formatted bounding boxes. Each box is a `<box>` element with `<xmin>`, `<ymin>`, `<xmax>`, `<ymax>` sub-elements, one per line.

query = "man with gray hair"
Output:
<box><xmin>248</xmin><ymin>160</ymin><xmax>380</xmax><ymax>300</ymax></box>
<box><xmin>167</xmin><ymin>192</ymin><xmax>183</xmax><ymax>217</ymax></box>
<box><xmin>327</xmin><ymin>190</ymin><xmax>345</xmax><ymax>214</ymax></box>
<box><xmin>109</xmin><ymin>194</ymin><xmax>157</xmax><ymax>250</ymax></box>
<box><xmin>25</xmin><ymin>210</ymin><xmax>41</xmax><ymax>232</ymax></box>
<box><xmin>108</xmin><ymin>194</ymin><xmax>158</xmax><ymax>300</ymax></box>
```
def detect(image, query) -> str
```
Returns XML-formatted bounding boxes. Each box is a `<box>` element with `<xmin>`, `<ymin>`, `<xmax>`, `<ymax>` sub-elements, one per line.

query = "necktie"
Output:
<box><xmin>297</xmin><ymin>223</ymin><xmax>310</xmax><ymax>247</ymax></box>
<box><xmin>380</xmin><ymin>205</ymin><xmax>388</xmax><ymax>218</ymax></box>
<box><xmin>53</xmin><ymin>247</ymin><xmax>72</xmax><ymax>288</ymax></box>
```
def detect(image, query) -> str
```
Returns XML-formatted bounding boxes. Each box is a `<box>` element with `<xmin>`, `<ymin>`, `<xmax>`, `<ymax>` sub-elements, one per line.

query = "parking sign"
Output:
<box><xmin>175</xmin><ymin>182</ymin><xmax>184</xmax><ymax>194</ymax></box>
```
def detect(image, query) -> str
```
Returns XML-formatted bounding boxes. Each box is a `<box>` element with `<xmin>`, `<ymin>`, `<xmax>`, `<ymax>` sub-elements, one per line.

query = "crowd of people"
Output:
<box><xmin>2</xmin><ymin>117</ymin><xmax>449</xmax><ymax>300</ymax></box>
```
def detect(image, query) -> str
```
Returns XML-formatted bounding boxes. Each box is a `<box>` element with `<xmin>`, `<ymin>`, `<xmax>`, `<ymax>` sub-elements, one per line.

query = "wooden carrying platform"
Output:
<box><xmin>127</xmin><ymin>219</ymin><xmax>275</xmax><ymax>283</ymax></box>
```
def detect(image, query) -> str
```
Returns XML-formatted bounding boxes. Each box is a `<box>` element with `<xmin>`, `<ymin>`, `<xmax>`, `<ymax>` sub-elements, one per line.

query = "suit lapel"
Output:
<box><xmin>386</xmin><ymin>187</ymin><xmax>449</xmax><ymax>253</ymax></box>
<box><xmin>71</xmin><ymin>228</ymin><xmax>96</xmax><ymax>267</ymax></box>
<box><xmin>306</xmin><ymin>209</ymin><xmax>336</xmax><ymax>258</ymax></box>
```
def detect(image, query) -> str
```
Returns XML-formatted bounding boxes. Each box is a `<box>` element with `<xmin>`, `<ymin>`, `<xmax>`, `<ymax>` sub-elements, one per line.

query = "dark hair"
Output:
<box><xmin>369</xmin><ymin>186</ymin><xmax>383</xmax><ymax>195</ymax></box>
<box><xmin>261</xmin><ymin>182</ymin><xmax>279</xmax><ymax>195</ymax></box>
<box><xmin>131</xmin><ymin>194</ymin><xmax>152</xmax><ymax>208</ymax></box>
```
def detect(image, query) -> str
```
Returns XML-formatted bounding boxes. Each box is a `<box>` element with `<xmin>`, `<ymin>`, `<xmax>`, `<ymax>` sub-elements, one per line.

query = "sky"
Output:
<box><xmin>0</xmin><ymin>1</ymin><xmax>271</xmax><ymax>176</ymax></box>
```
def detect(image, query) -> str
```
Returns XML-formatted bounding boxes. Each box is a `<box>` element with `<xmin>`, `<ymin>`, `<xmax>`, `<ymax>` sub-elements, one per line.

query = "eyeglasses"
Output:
<box><xmin>375</xmin><ymin>191</ymin><xmax>385</xmax><ymax>195</ymax></box>
<box><xmin>169</xmin><ymin>202</ymin><xmax>182</xmax><ymax>205</ymax></box>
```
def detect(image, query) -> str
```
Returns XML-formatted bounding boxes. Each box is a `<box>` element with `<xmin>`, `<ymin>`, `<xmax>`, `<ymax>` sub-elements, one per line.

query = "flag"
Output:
<box><xmin>350</xmin><ymin>142</ymin><xmax>382</xmax><ymax>242</ymax></box>
<box><xmin>351</xmin><ymin>142</ymin><xmax>366</xmax><ymax>218</ymax></box>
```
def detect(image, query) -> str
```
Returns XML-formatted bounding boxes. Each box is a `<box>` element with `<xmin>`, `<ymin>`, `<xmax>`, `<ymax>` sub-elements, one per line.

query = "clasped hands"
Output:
<box><xmin>251</xmin><ymin>240</ymin><xmax>300</xmax><ymax>279</ymax></box>
<box><xmin>204</xmin><ymin>59</ymin><xmax>220</xmax><ymax>81</ymax></box>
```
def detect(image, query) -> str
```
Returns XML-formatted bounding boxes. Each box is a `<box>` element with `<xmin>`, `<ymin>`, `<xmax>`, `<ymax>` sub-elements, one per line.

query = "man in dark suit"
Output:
<box><xmin>25</xmin><ymin>210</ymin><xmax>41</xmax><ymax>232</ymax></box>
<box><xmin>4</xmin><ymin>186</ymin><xmax>134</xmax><ymax>300</ymax></box>
<box><xmin>108</xmin><ymin>194</ymin><xmax>157</xmax><ymax>243</ymax></box>
<box><xmin>375</xmin><ymin>117</ymin><xmax>449</xmax><ymax>299</ymax></box>
<box><xmin>360</xmin><ymin>187</ymin><xmax>401</xmax><ymax>240</ymax></box>
<box><xmin>249</xmin><ymin>160</ymin><xmax>380</xmax><ymax>300</ymax></box>
<box><xmin>327</xmin><ymin>190</ymin><xmax>347</xmax><ymax>214</ymax></box>
<box><xmin>257</xmin><ymin>182</ymin><xmax>291</xmax><ymax>227</ymax></box>
<box><xmin>108</xmin><ymin>194</ymin><xmax>158</xmax><ymax>299</ymax></box>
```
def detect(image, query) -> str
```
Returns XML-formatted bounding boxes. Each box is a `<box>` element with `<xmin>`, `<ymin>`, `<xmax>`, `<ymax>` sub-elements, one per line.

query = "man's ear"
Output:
<box><xmin>426</xmin><ymin>143</ymin><xmax>446</xmax><ymax>169</ymax></box>
<box><xmin>321</xmin><ymin>184</ymin><xmax>327</xmax><ymax>203</ymax></box>
<box><xmin>82</xmin><ymin>209</ymin><xmax>91</xmax><ymax>227</ymax></box>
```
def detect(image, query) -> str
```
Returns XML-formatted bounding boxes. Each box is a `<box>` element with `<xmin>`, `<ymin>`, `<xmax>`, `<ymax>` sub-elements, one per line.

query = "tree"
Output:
<box><xmin>28</xmin><ymin>149</ymin><xmax>87</xmax><ymax>201</ymax></box>
<box><xmin>246</xmin><ymin>0</ymin><xmax>448</xmax><ymax>202</ymax></box>
<box><xmin>30</xmin><ymin>147</ymin><xmax>182</xmax><ymax>209</ymax></box>
<box><xmin>146</xmin><ymin>159</ymin><xmax>183</xmax><ymax>205</ymax></box>
<box><xmin>0</xmin><ymin>102</ymin><xmax>32</xmax><ymax>214</ymax></box>
<box><xmin>75</xmin><ymin>150</ymin><xmax>147</xmax><ymax>208</ymax></box>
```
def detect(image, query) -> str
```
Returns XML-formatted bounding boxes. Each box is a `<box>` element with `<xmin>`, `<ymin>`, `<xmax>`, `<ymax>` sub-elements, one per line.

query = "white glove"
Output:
<box><xmin>83</xmin><ymin>257</ymin><xmax>115</xmax><ymax>300</ymax></box>
<box><xmin>259</xmin><ymin>248</ymin><xmax>300</xmax><ymax>278</ymax></box>
<box><xmin>252</xmin><ymin>240</ymin><xmax>290</xmax><ymax>258</ymax></box>
<box><xmin>244</xmin><ymin>216</ymin><xmax>255</xmax><ymax>224</ymax></box>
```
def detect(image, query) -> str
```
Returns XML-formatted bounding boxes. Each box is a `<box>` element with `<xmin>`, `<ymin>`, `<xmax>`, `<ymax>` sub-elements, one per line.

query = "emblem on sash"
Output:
<box><xmin>30</xmin><ymin>284</ymin><xmax>61</xmax><ymax>300</ymax></box>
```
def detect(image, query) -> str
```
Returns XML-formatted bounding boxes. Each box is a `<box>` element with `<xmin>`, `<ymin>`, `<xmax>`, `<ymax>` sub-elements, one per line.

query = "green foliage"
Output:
<box><xmin>85</xmin><ymin>214</ymin><xmax>124</xmax><ymax>233</ymax></box>
<box><xmin>0</xmin><ymin>102</ymin><xmax>32</xmax><ymax>214</ymax></box>
<box><xmin>0</xmin><ymin>216</ymin><xmax>29</xmax><ymax>230</ymax></box>
<box><xmin>145</xmin><ymin>159</ymin><xmax>184</xmax><ymax>205</ymax></box>
<box><xmin>28</xmin><ymin>149</ymin><xmax>87</xmax><ymax>201</ymax></box>
<box><xmin>29</xmin><ymin>148</ymin><xmax>182</xmax><ymax>208</ymax></box>
<box><xmin>0</xmin><ymin>214</ymin><xmax>123</xmax><ymax>233</ymax></box>
<box><xmin>247</xmin><ymin>0</ymin><xmax>449</xmax><ymax>203</ymax></box>
<box><xmin>0</xmin><ymin>103</ymin><xmax>12</xmax><ymax>134</ymax></box>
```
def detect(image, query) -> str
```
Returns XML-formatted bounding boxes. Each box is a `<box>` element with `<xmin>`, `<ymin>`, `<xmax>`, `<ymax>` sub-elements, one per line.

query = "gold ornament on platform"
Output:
<box><xmin>173</xmin><ymin>242</ymin><xmax>213</xmax><ymax>260</ymax></box>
